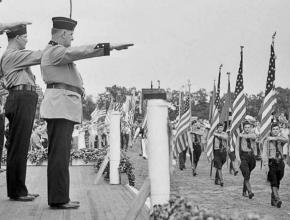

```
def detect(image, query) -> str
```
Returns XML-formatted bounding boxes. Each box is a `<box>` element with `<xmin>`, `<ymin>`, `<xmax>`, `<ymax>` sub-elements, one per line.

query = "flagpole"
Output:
<box><xmin>69</xmin><ymin>0</ymin><xmax>72</xmax><ymax>18</ymax></box>
<box><xmin>187</xmin><ymin>80</ymin><xmax>194</xmax><ymax>173</ymax></box>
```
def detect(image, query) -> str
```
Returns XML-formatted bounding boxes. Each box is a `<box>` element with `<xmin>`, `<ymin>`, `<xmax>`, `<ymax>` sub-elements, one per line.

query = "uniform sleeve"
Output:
<box><xmin>5</xmin><ymin>49</ymin><xmax>42</xmax><ymax>68</ymax></box>
<box><xmin>49</xmin><ymin>44</ymin><xmax>110</xmax><ymax>65</ymax></box>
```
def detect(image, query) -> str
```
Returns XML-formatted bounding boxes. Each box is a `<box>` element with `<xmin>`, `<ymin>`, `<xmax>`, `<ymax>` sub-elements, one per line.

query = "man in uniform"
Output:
<box><xmin>235</xmin><ymin>121</ymin><xmax>257</xmax><ymax>199</ymax></box>
<box><xmin>40</xmin><ymin>16</ymin><xmax>133</xmax><ymax>209</ymax></box>
<box><xmin>213</xmin><ymin>123</ymin><xmax>228</xmax><ymax>186</ymax></box>
<box><xmin>0</xmin><ymin>21</ymin><xmax>31</xmax><ymax>173</ymax></box>
<box><xmin>0</xmin><ymin>23</ymin><xmax>41</xmax><ymax>201</ymax></box>
<box><xmin>189</xmin><ymin>120</ymin><xmax>202</xmax><ymax>176</ymax></box>
<box><xmin>262</xmin><ymin>123</ymin><xmax>288</xmax><ymax>208</ymax></box>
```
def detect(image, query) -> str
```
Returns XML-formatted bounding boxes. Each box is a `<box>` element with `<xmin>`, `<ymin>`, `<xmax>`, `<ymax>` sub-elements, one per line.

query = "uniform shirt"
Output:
<box><xmin>0</xmin><ymin>48</ymin><xmax>42</xmax><ymax>89</ymax></box>
<box><xmin>262</xmin><ymin>135</ymin><xmax>288</xmax><ymax>165</ymax></box>
<box><xmin>40</xmin><ymin>43</ymin><xmax>109</xmax><ymax>123</ymax></box>
<box><xmin>213</xmin><ymin>132</ymin><xmax>228</xmax><ymax>150</ymax></box>
<box><xmin>236</xmin><ymin>133</ymin><xmax>257</xmax><ymax>154</ymax></box>
<box><xmin>41</xmin><ymin>44</ymin><xmax>108</xmax><ymax>88</ymax></box>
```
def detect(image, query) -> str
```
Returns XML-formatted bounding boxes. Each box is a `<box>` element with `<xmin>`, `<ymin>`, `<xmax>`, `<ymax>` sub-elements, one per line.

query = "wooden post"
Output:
<box><xmin>94</xmin><ymin>154</ymin><xmax>109</xmax><ymax>184</ymax></box>
<box><xmin>110</xmin><ymin>111</ymin><xmax>121</xmax><ymax>184</ymax></box>
<box><xmin>123</xmin><ymin>178</ymin><xmax>150</xmax><ymax>220</ymax></box>
<box><xmin>147</xmin><ymin>99</ymin><xmax>170</xmax><ymax>207</ymax></box>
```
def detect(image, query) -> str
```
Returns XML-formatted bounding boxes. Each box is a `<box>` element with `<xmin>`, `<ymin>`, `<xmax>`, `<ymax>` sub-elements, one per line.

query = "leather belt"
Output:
<box><xmin>10</xmin><ymin>84</ymin><xmax>36</xmax><ymax>92</ymax></box>
<box><xmin>47</xmin><ymin>83</ymin><xmax>83</xmax><ymax>96</ymax></box>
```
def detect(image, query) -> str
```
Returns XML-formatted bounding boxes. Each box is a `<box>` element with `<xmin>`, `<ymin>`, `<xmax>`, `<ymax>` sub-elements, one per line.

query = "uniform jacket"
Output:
<box><xmin>262</xmin><ymin>135</ymin><xmax>288</xmax><ymax>165</ymax></box>
<box><xmin>0</xmin><ymin>48</ymin><xmax>42</xmax><ymax>88</ymax></box>
<box><xmin>40</xmin><ymin>43</ymin><xmax>109</xmax><ymax>123</ymax></box>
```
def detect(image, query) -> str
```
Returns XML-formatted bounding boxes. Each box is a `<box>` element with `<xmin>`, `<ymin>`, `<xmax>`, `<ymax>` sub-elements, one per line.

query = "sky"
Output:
<box><xmin>0</xmin><ymin>0</ymin><xmax>290</xmax><ymax>97</ymax></box>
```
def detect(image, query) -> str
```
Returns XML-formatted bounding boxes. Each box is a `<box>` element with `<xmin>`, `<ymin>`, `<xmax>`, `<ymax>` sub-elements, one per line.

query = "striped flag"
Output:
<box><xmin>231</xmin><ymin>47</ymin><xmax>246</xmax><ymax>152</ymax></box>
<box><xmin>220</xmin><ymin>73</ymin><xmax>232</xmax><ymax>130</ymax></box>
<box><xmin>174</xmin><ymin>93</ymin><xmax>191</xmax><ymax>156</ymax></box>
<box><xmin>206</xmin><ymin>65</ymin><xmax>222</xmax><ymax>159</ymax></box>
<box><xmin>208</xmin><ymin>82</ymin><xmax>216</xmax><ymax>124</ymax></box>
<box><xmin>260</xmin><ymin>36</ymin><xmax>277</xmax><ymax>140</ymax></box>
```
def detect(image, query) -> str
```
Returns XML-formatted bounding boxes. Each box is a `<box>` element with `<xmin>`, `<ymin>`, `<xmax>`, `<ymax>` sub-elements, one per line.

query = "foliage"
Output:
<box><xmin>82</xmin><ymin>95</ymin><xmax>97</xmax><ymax>121</ymax></box>
<box><xmin>27</xmin><ymin>148</ymin><xmax>48</xmax><ymax>165</ymax></box>
<box><xmin>150</xmin><ymin>196</ymin><xmax>266</xmax><ymax>220</ymax></box>
<box><xmin>246</xmin><ymin>92</ymin><xmax>263</xmax><ymax>119</ymax></box>
<box><xmin>94</xmin><ymin>149</ymin><xmax>136</xmax><ymax>186</ymax></box>
<box><xmin>70</xmin><ymin>147</ymin><xmax>107</xmax><ymax>163</ymax></box>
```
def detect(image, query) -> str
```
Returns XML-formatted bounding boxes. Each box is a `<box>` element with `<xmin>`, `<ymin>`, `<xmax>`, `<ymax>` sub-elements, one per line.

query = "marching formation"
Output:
<box><xmin>169</xmin><ymin>33</ymin><xmax>289</xmax><ymax>209</ymax></box>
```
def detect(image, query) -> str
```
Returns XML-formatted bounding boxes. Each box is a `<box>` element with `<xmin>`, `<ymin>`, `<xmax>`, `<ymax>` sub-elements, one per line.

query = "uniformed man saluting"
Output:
<box><xmin>0</xmin><ymin>22</ymin><xmax>41</xmax><ymax>201</ymax></box>
<box><xmin>235</xmin><ymin>121</ymin><xmax>257</xmax><ymax>199</ymax></box>
<box><xmin>40</xmin><ymin>17</ymin><xmax>133</xmax><ymax>209</ymax></box>
<box><xmin>212</xmin><ymin>123</ymin><xmax>228</xmax><ymax>186</ymax></box>
<box><xmin>262</xmin><ymin>122</ymin><xmax>288</xmax><ymax>208</ymax></box>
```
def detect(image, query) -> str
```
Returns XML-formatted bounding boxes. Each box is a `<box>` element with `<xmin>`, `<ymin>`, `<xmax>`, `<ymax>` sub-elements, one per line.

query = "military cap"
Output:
<box><xmin>6</xmin><ymin>25</ymin><xmax>27</xmax><ymax>39</ymax></box>
<box><xmin>52</xmin><ymin>17</ymin><xmax>77</xmax><ymax>31</ymax></box>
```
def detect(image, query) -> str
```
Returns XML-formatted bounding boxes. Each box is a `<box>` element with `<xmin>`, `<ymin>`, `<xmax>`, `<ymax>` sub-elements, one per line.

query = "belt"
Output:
<box><xmin>47</xmin><ymin>83</ymin><xmax>83</xmax><ymax>96</ymax></box>
<box><xmin>10</xmin><ymin>84</ymin><xmax>36</xmax><ymax>92</ymax></box>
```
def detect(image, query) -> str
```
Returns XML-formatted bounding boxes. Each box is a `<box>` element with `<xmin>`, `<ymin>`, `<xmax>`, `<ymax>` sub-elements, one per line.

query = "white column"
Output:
<box><xmin>147</xmin><ymin>99</ymin><xmax>170</xmax><ymax>208</ymax></box>
<box><xmin>109</xmin><ymin>111</ymin><xmax>121</xmax><ymax>184</ymax></box>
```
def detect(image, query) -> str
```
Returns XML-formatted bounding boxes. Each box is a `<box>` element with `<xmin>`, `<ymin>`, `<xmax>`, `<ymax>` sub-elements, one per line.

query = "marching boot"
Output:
<box><xmin>218</xmin><ymin>169</ymin><xmax>224</xmax><ymax>187</ymax></box>
<box><xmin>245</xmin><ymin>180</ymin><xmax>254</xmax><ymax>199</ymax></box>
<box><xmin>215</xmin><ymin>169</ymin><xmax>220</xmax><ymax>185</ymax></box>
<box><xmin>272</xmin><ymin>187</ymin><xmax>282</xmax><ymax>208</ymax></box>
<box><xmin>192</xmin><ymin>162</ymin><xmax>197</xmax><ymax>176</ymax></box>
<box><xmin>242</xmin><ymin>182</ymin><xmax>248</xmax><ymax>197</ymax></box>
<box><xmin>271</xmin><ymin>191</ymin><xmax>275</xmax><ymax>206</ymax></box>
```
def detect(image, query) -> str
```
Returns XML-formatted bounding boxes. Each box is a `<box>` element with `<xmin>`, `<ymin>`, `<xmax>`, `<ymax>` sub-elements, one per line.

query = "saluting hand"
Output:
<box><xmin>110</xmin><ymin>43</ymin><xmax>134</xmax><ymax>51</ymax></box>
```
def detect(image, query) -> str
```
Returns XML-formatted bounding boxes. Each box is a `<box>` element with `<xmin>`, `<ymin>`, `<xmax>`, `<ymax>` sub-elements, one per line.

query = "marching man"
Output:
<box><xmin>235</xmin><ymin>121</ymin><xmax>257</xmax><ymax>199</ymax></box>
<box><xmin>262</xmin><ymin>122</ymin><xmax>288</xmax><ymax>208</ymax></box>
<box><xmin>213</xmin><ymin>123</ymin><xmax>228</xmax><ymax>186</ymax></box>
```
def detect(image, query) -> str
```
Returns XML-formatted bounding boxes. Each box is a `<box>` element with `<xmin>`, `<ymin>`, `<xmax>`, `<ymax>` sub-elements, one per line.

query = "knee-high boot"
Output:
<box><xmin>272</xmin><ymin>187</ymin><xmax>282</xmax><ymax>208</ymax></box>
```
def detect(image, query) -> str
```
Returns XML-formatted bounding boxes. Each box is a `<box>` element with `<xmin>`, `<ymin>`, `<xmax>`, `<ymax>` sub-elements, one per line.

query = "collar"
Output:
<box><xmin>48</xmin><ymin>40</ymin><xmax>58</xmax><ymax>46</ymax></box>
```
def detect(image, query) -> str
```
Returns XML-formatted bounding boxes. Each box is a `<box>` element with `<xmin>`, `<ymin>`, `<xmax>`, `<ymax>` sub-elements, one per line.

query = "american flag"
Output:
<box><xmin>173</xmin><ymin>93</ymin><xmax>191</xmax><ymax>157</ymax></box>
<box><xmin>206</xmin><ymin>65</ymin><xmax>222</xmax><ymax>159</ymax></box>
<box><xmin>220</xmin><ymin>73</ymin><xmax>232</xmax><ymax>128</ymax></box>
<box><xmin>260</xmin><ymin>38</ymin><xmax>277</xmax><ymax>140</ymax></box>
<box><xmin>230</xmin><ymin>47</ymin><xmax>246</xmax><ymax>152</ymax></box>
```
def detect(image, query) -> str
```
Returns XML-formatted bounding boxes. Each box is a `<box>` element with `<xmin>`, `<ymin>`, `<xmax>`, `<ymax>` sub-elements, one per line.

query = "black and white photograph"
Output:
<box><xmin>0</xmin><ymin>0</ymin><xmax>290</xmax><ymax>219</ymax></box>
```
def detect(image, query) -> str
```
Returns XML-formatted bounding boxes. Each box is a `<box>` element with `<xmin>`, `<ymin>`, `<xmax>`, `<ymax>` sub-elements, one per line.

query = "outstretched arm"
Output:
<box><xmin>49</xmin><ymin>43</ymin><xmax>134</xmax><ymax>65</ymax></box>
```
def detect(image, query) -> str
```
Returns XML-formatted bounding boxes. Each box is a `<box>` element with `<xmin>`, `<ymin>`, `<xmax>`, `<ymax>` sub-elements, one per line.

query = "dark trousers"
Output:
<box><xmin>0</xmin><ymin>114</ymin><xmax>5</xmax><ymax>169</ymax></box>
<box><xmin>122</xmin><ymin>133</ymin><xmax>129</xmax><ymax>151</ymax></box>
<box><xmin>268</xmin><ymin>159</ymin><xmax>285</xmax><ymax>188</ymax></box>
<box><xmin>46</xmin><ymin>119</ymin><xmax>74</xmax><ymax>205</ymax></box>
<box><xmin>179</xmin><ymin>148</ymin><xmax>188</xmax><ymax>168</ymax></box>
<box><xmin>5</xmin><ymin>90</ymin><xmax>38</xmax><ymax>198</ymax></box>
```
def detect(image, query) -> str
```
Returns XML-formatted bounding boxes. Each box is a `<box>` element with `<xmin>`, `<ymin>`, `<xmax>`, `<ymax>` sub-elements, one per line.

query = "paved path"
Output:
<box><xmin>0</xmin><ymin>166</ymin><xmax>149</xmax><ymax>220</ymax></box>
<box><xmin>129</xmin><ymin>141</ymin><xmax>290</xmax><ymax>219</ymax></box>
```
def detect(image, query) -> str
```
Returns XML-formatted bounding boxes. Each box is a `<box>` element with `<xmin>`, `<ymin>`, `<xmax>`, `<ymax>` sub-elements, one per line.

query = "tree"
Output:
<box><xmin>246</xmin><ymin>92</ymin><xmax>263</xmax><ymax>118</ymax></box>
<box><xmin>82</xmin><ymin>95</ymin><xmax>97</xmax><ymax>121</ymax></box>
<box><xmin>191</xmin><ymin>89</ymin><xmax>210</xmax><ymax>119</ymax></box>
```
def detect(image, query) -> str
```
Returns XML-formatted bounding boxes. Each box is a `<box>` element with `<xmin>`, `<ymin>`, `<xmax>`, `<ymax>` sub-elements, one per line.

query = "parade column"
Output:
<box><xmin>147</xmin><ymin>98</ymin><xmax>170</xmax><ymax>207</ymax></box>
<box><xmin>109</xmin><ymin>111</ymin><xmax>121</xmax><ymax>184</ymax></box>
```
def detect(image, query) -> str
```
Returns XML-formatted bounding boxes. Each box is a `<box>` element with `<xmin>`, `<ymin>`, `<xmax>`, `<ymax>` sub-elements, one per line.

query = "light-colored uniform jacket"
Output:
<box><xmin>40</xmin><ymin>44</ymin><xmax>109</xmax><ymax>123</ymax></box>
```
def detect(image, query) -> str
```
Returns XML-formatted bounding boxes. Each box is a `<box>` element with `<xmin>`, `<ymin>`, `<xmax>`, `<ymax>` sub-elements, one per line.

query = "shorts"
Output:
<box><xmin>240</xmin><ymin>151</ymin><xmax>256</xmax><ymax>181</ymax></box>
<box><xmin>213</xmin><ymin>148</ymin><xmax>227</xmax><ymax>169</ymax></box>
